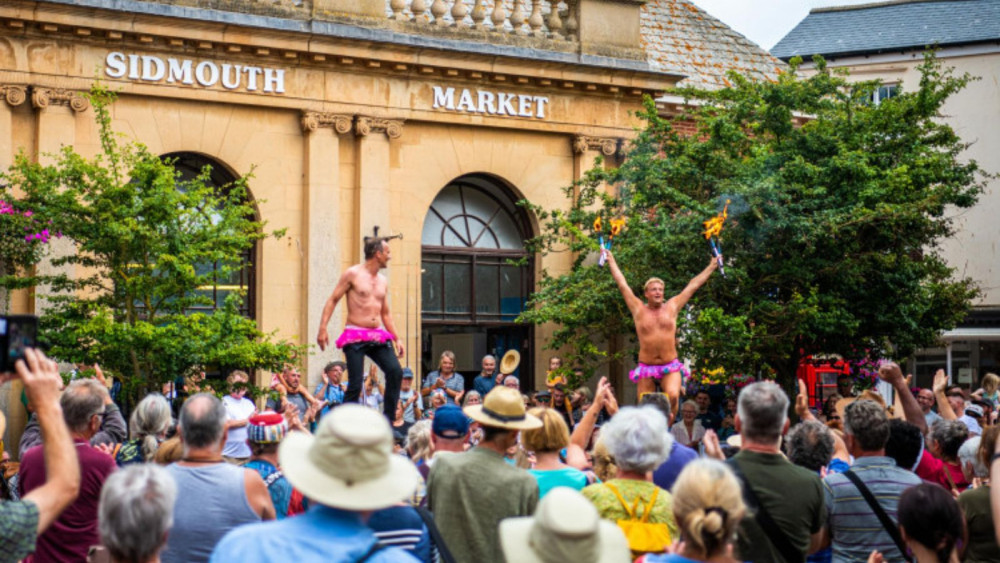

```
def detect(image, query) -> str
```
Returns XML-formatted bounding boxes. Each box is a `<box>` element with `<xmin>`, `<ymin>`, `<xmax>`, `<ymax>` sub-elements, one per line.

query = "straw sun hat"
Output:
<box><xmin>499</xmin><ymin>349</ymin><xmax>521</xmax><ymax>375</ymax></box>
<box><xmin>278</xmin><ymin>403</ymin><xmax>421</xmax><ymax>511</ymax></box>
<box><xmin>500</xmin><ymin>487</ymin><xmax>631</xmax><ymax>563</ymax></box>
<box><xmin>464</xmin><ymin>386</ymin><xmax>542</xmax><ymax>431</ymax></box>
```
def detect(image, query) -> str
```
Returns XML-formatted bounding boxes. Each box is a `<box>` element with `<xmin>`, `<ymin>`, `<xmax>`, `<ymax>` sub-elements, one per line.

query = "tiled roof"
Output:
<box><xmin>772</xmin><ymin>0</ymin><xmax>1000</xmax><ymax>60</ymax></box>
<box><xmin>640</xmin><ymin>0</ymin><xmax>787</xmax><ymax>90</ymax></box>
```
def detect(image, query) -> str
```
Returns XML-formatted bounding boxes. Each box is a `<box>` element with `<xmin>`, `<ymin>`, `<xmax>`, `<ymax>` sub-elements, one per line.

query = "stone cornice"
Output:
<box><xmin>573</xmin><ymin>135</ymin><xmax>619</xmax><ymax>156</ymax></box>
<box><xmin>301</xmin><ymin>111</ymin><xmax>353</xmax><ymax>134</ymax></box>
<box><xmin>0</xmin><ymin>85</ymin><xmax>28</xmax><ymax>107</ymax></box>
<box><xmin>355</xmin><ymin>116</ymin><xmax>404</xmax><ymax>139</ymax></box>
<box><xmin>30</xmin><ymin>87</ymin><xmax>90</xmax><ymax>112</ymax></box>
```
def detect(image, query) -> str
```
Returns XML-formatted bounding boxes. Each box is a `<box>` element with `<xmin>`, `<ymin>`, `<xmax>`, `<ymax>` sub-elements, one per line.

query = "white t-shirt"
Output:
<box><xmin>362</xmin><ymin>388</ymin><xmax>384</xmax><ymax>411</ymax></box>
<box><xmin>222</xmin><ymin>394</ymin><xmax>257</xmax><ymax>458</ymax></box>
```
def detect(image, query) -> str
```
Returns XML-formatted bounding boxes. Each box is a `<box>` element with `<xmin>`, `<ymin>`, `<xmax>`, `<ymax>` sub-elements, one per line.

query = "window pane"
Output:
<box><xmin>429</xmin><ymin>186</ymin><xmax>464</xmax><ymax>222</ymax></box>
<box><xmin>442</xmin><ymin>222</ymin><xmax>468</xmax><ymax>247</ymax></box>
<box><xmin>470</xmin><ymin>218</ymin><xmax>500</xmax><ymax>249</ymax></box>
<box><xmin>422</xmin><ymin>262</ymin><xmax>443</xmax><ymax>313</ymax></box>
<box><xmin>421</xmin><ymin>212</ymin><xmax>445</xmax><ymax>246</ymax></box>
<box><xmin>491</xmin><ymin>211</ymin><xmax>524</xmax><ymax>250</ymax></box>
<box><xmin>500</xmin><ymin>265</ymin><xmax>523</xmax><ymax>319</ymax></box>
<box><xmin>444</xmin><ymin>263</ymin><xmax>471</xmax><ymax>314</ymax></box>
<box><xmin>475</xmin><ymin>263</ymin><xmax>499</xmax><ymax>315</ymax></box>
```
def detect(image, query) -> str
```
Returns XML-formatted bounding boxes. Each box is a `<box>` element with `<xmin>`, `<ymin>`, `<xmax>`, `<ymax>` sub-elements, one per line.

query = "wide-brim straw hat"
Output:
<box><xmin>279</xmin><ymin>404</ymin><xmax>421</xmax><ymax>511</ymax></box>
<box><xmin>500</xmin><ymin>487</ymin><xmax>631</xmax><ymax>563</ymax></box>
<box><xmin>465</xmin><ymin>386</ymin><xmax>542</xmax><ymax>431</ymax></box>
<box><xmin>500</xmin><ymin>349</ymin><xmax>521</xmax><ymax>375</ymax></box>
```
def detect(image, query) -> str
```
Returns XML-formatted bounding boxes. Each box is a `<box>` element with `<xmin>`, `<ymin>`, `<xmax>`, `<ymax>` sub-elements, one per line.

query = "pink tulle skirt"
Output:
<box><xmin>629</xmin><ymin>359</ymin><xmax>690</xmax><ymax>383</ymax></box>
<box><xmin>335</xmin><ymin>325</ymin><xmax>395</xmax><ymax>348</ymax></box>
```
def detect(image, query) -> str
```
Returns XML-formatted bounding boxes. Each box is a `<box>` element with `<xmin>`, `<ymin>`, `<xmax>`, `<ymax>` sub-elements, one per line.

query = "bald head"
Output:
<box><xmin>178</xmin><ymin>393</ymin><xmax>227</xmax><ymax>449</ymax></box>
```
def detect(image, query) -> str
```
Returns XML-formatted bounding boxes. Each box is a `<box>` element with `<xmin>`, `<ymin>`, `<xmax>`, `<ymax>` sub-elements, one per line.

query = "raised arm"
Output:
<box><xmin>605</xmin><ymin>250</ymin><xmax>642</xmax><ymax>315</ymax></box>
<box><xmin>316</xmin><ymin>269</ymin><xmax>353</xmax><ymax>351</ymax></box>
<box><xmin>932</xmin><ymin>369</ymin><xmax>958</xmax><ymax>421</ymax></box>
<box><xmin>879</xmin><ymin>362</ymin><xmax>927</xmax><ymax>435</ymax></box>
<box><xmin>670</xmin><ymin>256</ymin><xmax>719</xmax><ymax>310</ymax></box>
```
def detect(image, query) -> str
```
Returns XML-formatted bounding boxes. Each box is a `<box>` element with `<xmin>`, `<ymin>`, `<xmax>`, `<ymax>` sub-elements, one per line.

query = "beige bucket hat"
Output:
<box><xmin>464</xmin><ymin>386</ymin><xmax>542</xmax><ymax>431</ymax></box>
<box><xmin>279</xmin><ymin>404</ymin><xmax>421</xmax><ymax>511</ymax></box>
<box><xmin>499</xmin><ymin>349</ymin><xmax>521</xmax><ymax>375</ymax></box>
<box><xmin>500</xmin><ymin>487</ymin><xmax>631</xmax><ymax>563</ymax></box>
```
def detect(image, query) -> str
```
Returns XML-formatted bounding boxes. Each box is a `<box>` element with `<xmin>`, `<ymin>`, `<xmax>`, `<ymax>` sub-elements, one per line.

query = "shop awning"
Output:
<box><xmin>940</xmin><ymin>328</ymin><xmax>1000</xmax><ymax>341</ymax></box>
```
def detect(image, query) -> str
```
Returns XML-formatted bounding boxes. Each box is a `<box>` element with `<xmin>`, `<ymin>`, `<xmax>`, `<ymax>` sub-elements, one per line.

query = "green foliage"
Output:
<box><xmin>521</xmin><ymin>53</ymin><xmax>986</xmax><ymax>390</ymax></box>
<box><xmin>0</xmin><ymin>83</ymin><xmax>302</xmax><ymax>402</ymax></box>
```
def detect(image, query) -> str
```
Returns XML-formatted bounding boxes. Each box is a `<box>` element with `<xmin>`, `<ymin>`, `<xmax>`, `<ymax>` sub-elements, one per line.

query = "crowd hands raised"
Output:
<box><xmin>4</xmin><ymin>347</ymin><xmax>1000</xmax><ymax>563</ymax></box>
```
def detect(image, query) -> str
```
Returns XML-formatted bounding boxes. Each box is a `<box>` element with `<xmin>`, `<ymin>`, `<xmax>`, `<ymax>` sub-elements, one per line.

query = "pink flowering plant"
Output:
<box><xmin>0</xmin><ymin>196</ymin><xmax>61</xmax><ymax>289</ymax></box>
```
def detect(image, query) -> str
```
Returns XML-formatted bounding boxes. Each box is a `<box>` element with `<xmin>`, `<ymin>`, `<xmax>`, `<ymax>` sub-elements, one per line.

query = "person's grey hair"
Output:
<box><xmin>178</xmin><ymin>393</ymin><xmax>227</xmax><ymax>449</ymax></box>
<box><xmin>737</xmin><ymin>382</ymin><xmax>788</xmax><ymax>444</ymax></box>
<box><xmin>958</xmin><ymin>436</ymin><xmax>987</xmax><ymax>478</ymax></box>
<box><xmin>786</xmin><ymin>421</ymin><xmax>834</xmax><ymax>472</ymax></box>
<box><xmin>61</xmin><ymin>379</ymin><xmax>108</xmax><ymax>433</ymax></box>
<box><xmin>843</xmin><ymin>399</ymin><xmax>890</xmax><ymax>451</ymax></box>
<box><xmin>601</xmin><ymin>406</ymin><xmax>674</xmax><ymax>473</ymax></box>
<box><xmin>930</xmin><ymin>419</ymin><xmax>969</xmax><ymax>460</ymax></box>
<box><xmin>462</xmin><ymin>390</ymin><xmax>482</xmax><ymax>407</ymax></box>
<box><xmin>406</xmin><ymin>420</ymin><xmax>433</xmax><ymax>463</ymax></box>
<box><xmin>99</xmin><ymin>464</ymin><xmax>177</xmax><ymax>563</ymax></box>
<box><xmin>504</xmin><ymin>375</ymin><xmax>520</xmax><ymax>386</ymax></box>
<box><xmin>482</xmin><ymin>355</ymin><xmax>496</xmax><ymax>364</ymax></box>
<box><xmin>681</xmin><ymin>400</ymin><xmax>698</xmax><ymax>413</ymax></box>
<box><xmin>638</xmin><ymin>393</ymin><xmax>672</xmax><ymax>427</ymax></box>
<box><xmin>129</xmin><ymin>394</ymin><xmax>172</xmax><ymax>462</ymax></box>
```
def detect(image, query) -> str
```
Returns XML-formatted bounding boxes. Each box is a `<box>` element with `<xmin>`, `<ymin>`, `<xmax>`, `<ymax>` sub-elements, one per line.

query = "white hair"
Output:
<box><xmin>504</xmin><ymin>375</ymin><xmax>520</xmax><ymax>386</ymax></box>
<box><xmin>99</xmin><ymin>464</ymin><xmax>177</xmax><ymax>562</ymax></box>
<box><xmin>601</xmin><ymin>406</ymin><xmax>674</xmax><ymax>473</ymax></box>
<box><xmin>958</xmin><ymin>436</ymin><xmax>987</xmax><ymax>478</ymax></box>
<box><xmin>737</xmin><ymin>381</ymin><xmax>789</xmax><ymax>444</ymax></box>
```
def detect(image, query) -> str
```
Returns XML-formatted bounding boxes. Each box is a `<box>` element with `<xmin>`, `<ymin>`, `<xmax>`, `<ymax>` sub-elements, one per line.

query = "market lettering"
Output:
<box><xmin>432</xmin><ymin>86</ymin><xmax>549</xmax><ymax>119</ymax></box>
<box><xmin>105</xmin><ymin>52</ymin><xmax>285</xmax><ymax>94</ymax></box>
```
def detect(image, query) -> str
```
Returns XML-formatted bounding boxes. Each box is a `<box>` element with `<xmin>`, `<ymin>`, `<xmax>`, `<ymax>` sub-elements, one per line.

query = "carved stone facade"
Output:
<box><xmin>30</xmin><ymin>87</ymin><xmax>90</xmax><ymax>112</ymax></box>
<box><xmin>573</xmin><ymin>135</ymin><xmax>619</xmax><ymax>156</ymax></box>
<box><xmin>0</xmin><ymin>85</ymin><xmax>28</xmax><ymax>107</ymax></box>
<box><xmin>300</xmin><ymin>111</ymin><xmax>353</xmax><ymax>134</ymax></box>
<box><xmin>354</xmin><ymin>116</ymin><xmax>404</xmax><ymax>139</ymax></box>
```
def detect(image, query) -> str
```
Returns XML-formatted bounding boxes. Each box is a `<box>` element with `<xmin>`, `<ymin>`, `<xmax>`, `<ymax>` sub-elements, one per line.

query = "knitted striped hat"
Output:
<box><xmin>248</xmin><ymin>411</ymin><xmax>287</xmax><ymax>444</ymax></box>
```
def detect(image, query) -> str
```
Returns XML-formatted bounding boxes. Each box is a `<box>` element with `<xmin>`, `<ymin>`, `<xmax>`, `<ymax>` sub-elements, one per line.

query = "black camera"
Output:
<box><xmin>0</xmin><ymin>315</ymin><xmax>38</xmax><ymax>373</ymax></box>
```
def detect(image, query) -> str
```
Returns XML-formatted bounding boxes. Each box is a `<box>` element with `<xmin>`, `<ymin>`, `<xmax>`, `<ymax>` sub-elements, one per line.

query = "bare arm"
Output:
<box><xmin>570</xmin><ymin>378</ymin><xmax>609</xmax><ymax>453</ymax></box>
<box><xmin>879</xmin><ymin>362</ymin><xmax>927</xmax><ymax>434</ymax></box>
<box><xmin>605</xmin><ymin>250</ymin><xmax>642</xmax><ymax>315</ymax></box>
<box><xmin>243</xmin><ymin>469</ymin><xmax>276</xmax><ymax>520</ymax></box>
<box><xmin>380</xmin><ymin>284</ymin><xmax>405</xmax><ymax>358</ymax></box>
<box><xmin>932</xmin><ymin>369</ymin><xmax>957</xmax><ymax>420</ymax></box>
<box><xmin>316</xmin><ymin>269</ymin><xmax>354</xmax><ymax>351</ymax></box>
<box><xmin>671</xmin><ymin>257</ymin><xmax>719</xmax><ymax>310</ymax></box>
<box><xmin>17</xmin><ymin>349</ymin><xmax>81</xmax><ymax>534</ymax></box>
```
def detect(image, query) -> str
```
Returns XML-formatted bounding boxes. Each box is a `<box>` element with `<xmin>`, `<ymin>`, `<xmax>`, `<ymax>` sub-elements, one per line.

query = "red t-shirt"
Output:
<box><xmin>18</xmin><ymin>439</ymin><xmax>117</xmax><ymax>562</ymax></box>
<box><xmin>916</xmin><ymin>449</ymin><xmax>969</xmax><ymax>492</ymax></box>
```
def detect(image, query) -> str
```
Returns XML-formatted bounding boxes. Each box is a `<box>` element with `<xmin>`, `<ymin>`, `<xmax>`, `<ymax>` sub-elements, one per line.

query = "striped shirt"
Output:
<box><xmin>822</xmin><ymin>457</ymin><xmax>922</xmax><ymax>563</ymax></box>
<box><xmin>368</xmin><ymin>505</ymin><xmax>431</xmax><ymax>562</ymax></box>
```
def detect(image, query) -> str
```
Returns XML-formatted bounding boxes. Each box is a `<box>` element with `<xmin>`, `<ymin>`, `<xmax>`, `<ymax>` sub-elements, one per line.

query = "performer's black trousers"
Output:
<box><xmin>342</xmin><ymin>341</ymin><xmax>403</xmax><ymax>421</ymax></box>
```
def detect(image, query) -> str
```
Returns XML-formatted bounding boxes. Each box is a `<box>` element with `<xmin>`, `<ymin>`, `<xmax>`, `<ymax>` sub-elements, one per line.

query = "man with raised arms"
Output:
<box><xmin>605</xmin><ymin>250</ymin><xmax>719</xmax><ymax>419</ymax></box>
<box><xmin>317</xmin><ymin>236</ymin><xmax>404</xmax><ymax>422</ymax></box>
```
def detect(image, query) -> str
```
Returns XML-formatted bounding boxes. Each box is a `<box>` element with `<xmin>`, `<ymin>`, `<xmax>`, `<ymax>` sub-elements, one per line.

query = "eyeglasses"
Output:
<box><xmin>538</xmin><ymin>397</ymin><xmax>551</xmax><ymax>402</ymax></box>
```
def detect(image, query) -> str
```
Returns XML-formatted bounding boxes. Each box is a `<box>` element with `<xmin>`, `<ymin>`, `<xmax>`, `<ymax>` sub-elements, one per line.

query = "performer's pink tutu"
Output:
<box><xmin>629</xmin><ymin>359</ymin><xmax>690</xmax><ymax>383</ymax></box>
<box><xmin>335</xmin><ymin>325</ymin><xmax>395</xmax><ymax>348</ymax></box>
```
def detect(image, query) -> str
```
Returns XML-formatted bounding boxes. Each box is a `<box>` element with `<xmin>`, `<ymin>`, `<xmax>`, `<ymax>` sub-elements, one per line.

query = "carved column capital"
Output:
<box><xmin>572</xmin><ymin>135</ymin><xmax>619</xmax><ymax>156</ymax></box>
<box><xmin>355</xmin><ymin>116</ymin><xmax>404</xmax><ymax>140</ymax></box>
<box><xmin>0</xmin><ymin>85</ymin><xmax>28</xmax><ymax>107</ymax></box>
<box><xmin>30</xmin><ymin>87</ymin><xmax>90</xmax><ymax>112</ymax></box>
<box><xmin>301</xmin><ymin>111</ymin><xmax>353</xmax><ymax>134</ymax></box>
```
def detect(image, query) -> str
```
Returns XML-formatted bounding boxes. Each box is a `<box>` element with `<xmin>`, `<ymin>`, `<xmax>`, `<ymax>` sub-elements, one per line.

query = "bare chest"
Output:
<box><xmin>350</xmin><ymin>273</ymin><xmax>386</xmax><ymax>302</ymax></box>
<box><xmin>635</xmin><ymin>307</ymin><xmax>676</xmax><ymax>334</ymax></box>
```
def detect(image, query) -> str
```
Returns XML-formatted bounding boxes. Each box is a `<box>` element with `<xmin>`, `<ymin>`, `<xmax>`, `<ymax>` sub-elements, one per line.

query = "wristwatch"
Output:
<box><xmin>992</xmin><ymin>452</ymin><xmax>1000</xmax><ymax>464</ymax></box>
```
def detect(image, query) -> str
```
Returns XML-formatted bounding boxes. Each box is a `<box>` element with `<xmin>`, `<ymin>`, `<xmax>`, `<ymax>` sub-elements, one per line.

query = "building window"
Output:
<box><xmin>421</xmin><ymin>176</ymin><xmax>531</xmax><ymax>324</ymax></box>
<box><xmin>159</xmin><ymin>152</ymin><xmax>256</xmax><ymax>319</ymax></box>
<box><xmin>872</xmin><ymin>84</ymin><xmax>898</xmax><ymax>105</ymax></box>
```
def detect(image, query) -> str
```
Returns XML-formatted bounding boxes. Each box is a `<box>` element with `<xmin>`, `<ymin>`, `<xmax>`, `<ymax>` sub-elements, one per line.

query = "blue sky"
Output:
<box><xmin>690</xmin><ymin>0</ymin><xmax>880</xmax><ymax>49</ymax></box>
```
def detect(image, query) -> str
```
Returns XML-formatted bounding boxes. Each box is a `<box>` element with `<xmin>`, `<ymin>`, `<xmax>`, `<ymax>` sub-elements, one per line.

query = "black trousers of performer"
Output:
<box><xmin>343</xmin><ymin>341</ymin><xmax>402</xmax><ymax>421</ymax></box>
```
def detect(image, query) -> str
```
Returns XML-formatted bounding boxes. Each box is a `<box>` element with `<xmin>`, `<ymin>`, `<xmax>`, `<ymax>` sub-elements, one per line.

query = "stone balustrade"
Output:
<box><xmin>386</xmin><ymin>0</ymin><xmax>578</xmax><ymax>41</ymax></box>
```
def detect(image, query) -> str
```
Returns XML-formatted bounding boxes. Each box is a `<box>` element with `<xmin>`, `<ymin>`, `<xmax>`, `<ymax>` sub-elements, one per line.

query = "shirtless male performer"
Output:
<box><xmin>605</xmin><ymin>250</ymin><xmax>719</xmax><ymax>419</ymax></box>
<box><xmin>316</xmin><ymin>236</ymin><xmax>404</xmax><ymax>421</ymax></box>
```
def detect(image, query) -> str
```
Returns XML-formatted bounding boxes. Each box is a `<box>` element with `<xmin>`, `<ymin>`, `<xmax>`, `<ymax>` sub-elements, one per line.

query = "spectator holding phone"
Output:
<box><xmin>0</xmin><ymin>348</ymin><xmax>81</xmax><ymax>561</ymax></box>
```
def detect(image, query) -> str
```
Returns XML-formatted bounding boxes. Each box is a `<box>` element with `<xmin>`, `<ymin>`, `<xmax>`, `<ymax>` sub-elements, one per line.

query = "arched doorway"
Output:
<box><xmin>420</xmin><ymin>174</ymin><xmax>533</xmax><ymax>389</ymax></box>
<box><xmin>161</xmin><ymin>152</ymin><xmax>257</xmax><ymax>319</ymax></box>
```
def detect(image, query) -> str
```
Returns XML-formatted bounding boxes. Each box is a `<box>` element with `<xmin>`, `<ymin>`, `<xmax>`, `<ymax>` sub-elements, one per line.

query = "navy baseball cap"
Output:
<box><xmin>402</xmin><ymin>367</ymin><xmax>414</xmax><ymax>379</ymax></box>
<box><xmin>432</xmin><ymin>404</ymin><xmax>470</xmax><ymax>438</ymax></box>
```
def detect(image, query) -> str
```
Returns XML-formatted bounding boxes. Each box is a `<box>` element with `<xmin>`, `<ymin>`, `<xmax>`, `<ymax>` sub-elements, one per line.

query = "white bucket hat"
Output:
<box><xmin>464</xmin><ymin>386</ymin><xmax>542</xmax><ymax>431</ymax></box>
<box><xmin>500</xmin><ymin>487</ymin><xmax>631</xmax><ymax>563</ymax></box>
<box><xmin>278</xmin><ymin>404</ymin><xmax>421</xmax><ymax>511</ymax></box>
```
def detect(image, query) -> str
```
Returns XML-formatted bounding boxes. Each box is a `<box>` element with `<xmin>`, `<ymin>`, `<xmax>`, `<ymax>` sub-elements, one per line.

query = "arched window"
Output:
<box><xmin>162</xmin><ymin>152</ymin><xmax>256</xmax><ymax>319</ymax></box>
<box><xmin>421</xmin><ymin>176</ymin><xmax>531</xmax><ymax>324</ymax></box>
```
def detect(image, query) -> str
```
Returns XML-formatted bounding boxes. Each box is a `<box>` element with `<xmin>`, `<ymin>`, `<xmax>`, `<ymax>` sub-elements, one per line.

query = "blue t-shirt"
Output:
<box><xmin>529</xmin><ymin>467</ymin><xmax>589</xmax><ymax>498</ymax></box>
<box><xmin>368</xmin><ymin>506</ymin><xmax>431</xmax><ymax>563</ymax></box>
<box><xmin>315</xmin><ymin>382</ymin><xmax>345</xmax><ymax>418</ymax></box>
<box><xmin>652</xmin><ymin>441</ymin><xmax>699</xmax><ymax>492</ymax></box>
<box><xmin>245</xmin><ymin>459</ymin><xmax>297</xmax><ymax>519</ymax></box>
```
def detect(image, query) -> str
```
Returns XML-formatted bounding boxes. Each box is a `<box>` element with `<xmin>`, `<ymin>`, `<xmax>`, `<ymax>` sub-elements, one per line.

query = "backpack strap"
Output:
<box><xmin>842</xmin><ymin>470</ymin><xmax>912</xmax><ymax>563</ymax></box>
<box><xmin>605</xmin><ymin>483</ymin><xmax>636</xmax><ymax>519</ymax></box>
<box><xmin>640</xmin><ymin>488</ymin><xmax>659</xmax><ymax>523</ymax></box>
<box><xmin>416</xmin><ymin>505</ymin><xmax>457</xmax><ymax>563</ymax></box>
<box><xmin>729</xmin><ymin>459</ymin><xmax>803</xmax><ymax>563</ymax></box>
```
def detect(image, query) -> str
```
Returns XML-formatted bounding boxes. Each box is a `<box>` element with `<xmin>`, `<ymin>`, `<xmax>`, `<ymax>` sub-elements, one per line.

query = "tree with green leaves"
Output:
<box><xmin>521</xmin><ymin>54</ymin><xmax>986</xmax><ymax>393</ymax></box>
<box><xmin>0</xmin><ymin>84</ymin><xmax>301</xmax><ymax>404</ymax></box>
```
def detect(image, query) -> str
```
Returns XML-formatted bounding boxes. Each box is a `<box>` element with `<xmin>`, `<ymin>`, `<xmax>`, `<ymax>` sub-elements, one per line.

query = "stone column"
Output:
<box><xmin>32</xmin><ymin>87</ymin><xmax>90</xmax><ymax>316</ymax></box>
<box><xmin>354</xmin><ymin>116</ymin><xmax>404</xmax><ymax>256</ymax></box>
<box><xmin>572</xmin><ymin>134</ymin><xmax>619</xmax><ymax>183</ymax></box>
<box><xmin>301</xmin><ymin>111</ymin><xmax>352</xmax><ymax>385</ymax></box>
<box><xmin>0</xmin><ymin>85</ymin><xmax>27</xmax><ymax>171</ymax></box>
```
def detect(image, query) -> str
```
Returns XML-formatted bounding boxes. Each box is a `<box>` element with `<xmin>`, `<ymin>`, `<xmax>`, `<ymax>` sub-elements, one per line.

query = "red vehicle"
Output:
<box><xmin>797</xmin><ymin>358</ymin><xmax>851</xmax><ymax>410</ymax></box>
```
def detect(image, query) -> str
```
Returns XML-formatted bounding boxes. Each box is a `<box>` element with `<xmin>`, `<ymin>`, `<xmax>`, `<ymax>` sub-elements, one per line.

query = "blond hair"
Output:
<box><xmin>982</xmin><ymin>373</ymin><xmax>999</xmax><ymax>395</ymax></box>
<box><xmin>522</xmin><ymin>407</ymin><xmax>570</xmax><ymax>453</ymax></box>
<box><xmin>226</xmin><ymin>370</ymin><xmax>249</xmax><ymax>385</ymax></box>
<box><xmin>643</xmin><ymin>277</ymin><xmax>665</xmax><ymax>292</ymax></box>
<box><xmin>438</xmin><ymin>350</ymin><xmax>456</xmax><ymax>370</ymax></box>
<box><xmin>671</xmin><ymin>459</ymin><xmax>746</xmax><ymax>560</ymax></box>
<box><xmin>592</xmin><ymin>439</ymin><xmax>618</xmax><ymax>483</ymax></box>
